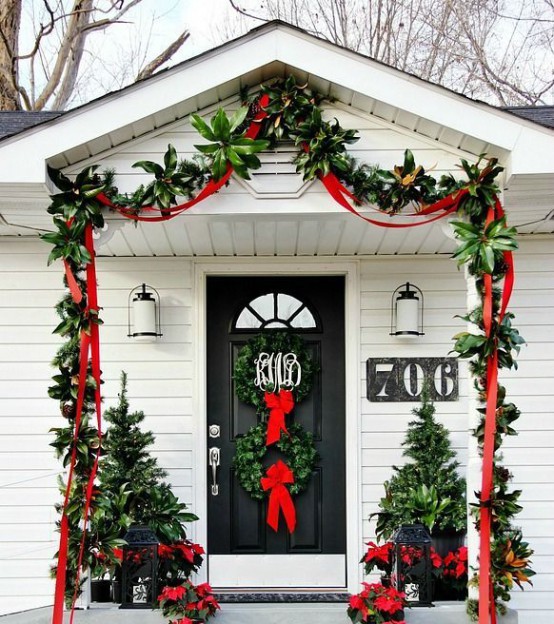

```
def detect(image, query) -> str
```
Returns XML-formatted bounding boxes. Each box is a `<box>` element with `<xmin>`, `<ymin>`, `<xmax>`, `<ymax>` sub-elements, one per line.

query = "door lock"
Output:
<box><xmin>209</xmin><ymin>447</ymin><xmax>220</xmax><ymax>496</ymax></box>
<box><xmin>209</xmin><ymin>424</ymin><xmax>220</xmax><ymax>438</ymax></box>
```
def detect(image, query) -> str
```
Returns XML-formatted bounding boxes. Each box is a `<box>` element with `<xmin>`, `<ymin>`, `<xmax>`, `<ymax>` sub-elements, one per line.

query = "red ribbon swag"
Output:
<box><xmin>54</xmin><ymin>94</ymin><xmax>513</xmax><ymax>624</ymax></box>
<box><xmin>261</xmin><ymin>460</ymin><xmax>297</xmax><ymax>533</ymax></box>
<box><xmin>264</xmin><ymin>390</ymin><xmax>294</xmax><ymax>446</ymax></box>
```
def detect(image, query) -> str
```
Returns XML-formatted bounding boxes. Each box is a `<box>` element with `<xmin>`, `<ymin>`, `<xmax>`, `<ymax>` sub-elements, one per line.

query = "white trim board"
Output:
<box><xmin>192</xmin><ymin>259</ymin><xmax>361</xmax><ymax>592</ymax></box>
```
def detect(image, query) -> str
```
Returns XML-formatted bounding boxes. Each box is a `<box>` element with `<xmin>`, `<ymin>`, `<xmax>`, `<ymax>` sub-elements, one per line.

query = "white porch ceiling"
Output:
<box><xmin>92</xmin><ymin>212</ymin><xmax>458</xmax><ymax>258</ymax></box>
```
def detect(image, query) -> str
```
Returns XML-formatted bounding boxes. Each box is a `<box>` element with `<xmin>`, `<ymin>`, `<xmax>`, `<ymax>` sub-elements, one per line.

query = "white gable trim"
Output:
<box><xmin>1</xmin><ymin>21</ymin><xmax>554</xmax><ymax>191</ymax></box>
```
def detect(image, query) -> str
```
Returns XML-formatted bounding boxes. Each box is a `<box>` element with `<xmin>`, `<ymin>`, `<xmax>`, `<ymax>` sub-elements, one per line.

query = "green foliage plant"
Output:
<box><xmin>43</xmin><ymin>165</ymin><xmax>106</xmax><ymax>606</ymax></box>
<box><xmin>191</xmin><ymin>107</ymin><xmax>269</xmax><ymax>180</ymax></box>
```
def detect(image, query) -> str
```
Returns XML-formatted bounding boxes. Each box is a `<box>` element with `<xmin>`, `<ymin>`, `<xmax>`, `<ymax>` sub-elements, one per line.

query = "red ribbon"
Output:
<box><xmin>96</xmin><ymin>94</ymin><xmax>270</xmax><ymax>222</ymax></box>
<box><xmin>261</xmin><ymin>460</ymin><xmax>297</xmax><ymax>533</ymax></box>
<box><xmin>264</xmin><ymin>390</ymin><xmax>294</xmax><ymax>446</ymax></box>
<box><xmin>53</xmin><ymin>224</ymin><xmax>103</xmax><ymax>624</ymax></box>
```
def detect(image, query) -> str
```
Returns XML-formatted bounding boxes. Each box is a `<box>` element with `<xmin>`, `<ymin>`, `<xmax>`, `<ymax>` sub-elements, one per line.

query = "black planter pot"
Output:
<box><xmin>91</xmin><ymin>579</ymin><xmax>112</xmax><ymax>603</ymax></box>
<box><xmin>433</xmin><ymin>577</ymin><xmax>467</xmax><ymax>601</ymax></box>
<box><xmin>431</xmin><ymin>531</ymin><xmax>465</xmax><ymax>558</ymax></box>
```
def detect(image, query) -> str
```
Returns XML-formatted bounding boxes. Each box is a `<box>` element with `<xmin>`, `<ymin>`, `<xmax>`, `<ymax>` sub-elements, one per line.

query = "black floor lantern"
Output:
<box><xmin>120</xmin><ymin>526</ymin><xmax>159</xmax><ymax>609</ymax></box>
<box><xmin>392</xmin><ymin>524</ymin><xmax>434</xmax><ymax>607</ymax></box>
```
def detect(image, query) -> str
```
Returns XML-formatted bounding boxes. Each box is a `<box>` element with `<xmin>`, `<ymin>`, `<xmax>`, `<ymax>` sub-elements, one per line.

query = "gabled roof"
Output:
<box><xmin>1</xmin><ymin>19</ymin><xmax>554</xmax><ymax>242</ymax></box>
<box><xmin>0</xmin><ymin>111</ymin><xmax>62</xmax><ymax>140</ymax></box>
<box><xmin>504</xmin><ymin>106</ymin><xmax>554</xmax><ymax>129</ymax></box>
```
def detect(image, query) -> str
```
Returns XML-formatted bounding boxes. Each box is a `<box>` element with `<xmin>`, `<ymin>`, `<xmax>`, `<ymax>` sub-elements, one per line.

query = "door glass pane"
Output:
<box><xmin>291</xmin><ymin>307</ymin><xmax>317</xmax><ymax>328</ymax></box>
<box><xmin>236</xmin><ymin>308</ymin><xmax>262</xmax><ymax>329</ymax></box>
<box><xmin>277</xmin><ymin>294</ymin><xmax>302</xmax><ymax>319</ymax></box>
<box><xmin>249</xmin><ymin>294</ymin><xmax>274</xmax><ymax>318</ymax></box>
<box><xmin>233</xmin><ymin>291</ymin><xmax>318</xmax><ymax>330</ymax></box>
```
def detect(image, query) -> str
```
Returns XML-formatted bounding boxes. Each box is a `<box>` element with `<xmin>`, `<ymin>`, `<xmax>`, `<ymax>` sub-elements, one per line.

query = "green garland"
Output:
<box><xmin>233</xmin><ymin>332</ymin><xmax>317</xmax><ymax>415</ymax></box>
<box><xmin>233</xmin><ymin>422</ymin><xmax>319</xmax><ymax>500</ymax></box>
<box><xmin>43</xmin><ymin>76</ymin><xmax>534</xmax><ymax>615</ymax></box>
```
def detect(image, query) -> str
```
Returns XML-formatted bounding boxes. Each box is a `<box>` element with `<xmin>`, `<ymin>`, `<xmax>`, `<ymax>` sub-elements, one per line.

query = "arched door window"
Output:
<box><xmin>233</xmin><ymin>292</ymin><xmax>319</xmax><ymax>331</ymax></box>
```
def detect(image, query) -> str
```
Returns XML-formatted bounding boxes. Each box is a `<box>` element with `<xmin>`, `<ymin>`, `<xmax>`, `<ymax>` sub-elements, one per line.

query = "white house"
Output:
<box><xmin>0</xmin><ymin>21</ymin><xmax>553</xmax><ymax>623</ymax></box>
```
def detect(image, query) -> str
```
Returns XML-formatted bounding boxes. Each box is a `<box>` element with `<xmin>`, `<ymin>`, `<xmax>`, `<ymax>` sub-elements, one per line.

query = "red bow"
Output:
<box><xmin>260</xmin><ymin>460</ymin><xmax>296</xmax><ymax>533</ymax></box>
<box><xmin>264</xmin><ymin>390</ymin><xmax>294</xmax><ymax>446</ymax></box>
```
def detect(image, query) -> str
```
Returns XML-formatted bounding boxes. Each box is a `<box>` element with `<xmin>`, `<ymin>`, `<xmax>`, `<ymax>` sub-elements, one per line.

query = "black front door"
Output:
<box><xmin>206</xmin><ymin>276</ymin><xmax>345</xmax><ymax>584</ymax></box>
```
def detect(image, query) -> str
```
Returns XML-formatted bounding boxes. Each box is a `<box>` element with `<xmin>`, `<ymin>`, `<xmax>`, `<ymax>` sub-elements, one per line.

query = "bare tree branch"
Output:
<box><xmin>136</xmin><ymin>29</ymin><xmax>190</xmax><ymax>82</ymax></box>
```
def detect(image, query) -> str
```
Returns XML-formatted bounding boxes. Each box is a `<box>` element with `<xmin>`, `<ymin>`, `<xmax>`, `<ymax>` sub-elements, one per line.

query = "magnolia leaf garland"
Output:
<box><xmin>43</xmin><ymin>78</ymin><xmax>532</xmax><ymax>615</ymax></box>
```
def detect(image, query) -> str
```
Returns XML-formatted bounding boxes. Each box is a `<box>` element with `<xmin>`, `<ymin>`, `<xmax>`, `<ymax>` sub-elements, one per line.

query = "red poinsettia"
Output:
<box><xmin>158</xmin><ymin>579</ymin><xmax>220</xmax><ymax>622</ymax></box>
<box><xmin>347</xmin><ymin>582</ymin><xmax>406</xmax><ymax>624</ymax></box>
<box><xmin>443</xmin><ymin>546</ymin><xmax>468</xmax><ymax>583</ymax></box>
<box><xmin>362</xmin><ymin>541</ymin><xmax>394</xmax><ymax>575</ymax></box>
<box><xmin>159</xmin><ymin>584</ymin><xmax>186</xmax><ymax>602</ymax></box>
<box><xmin>158</xmin><ymin>540</ymin><xmax>205</xmax><ymax>586</ymax></box>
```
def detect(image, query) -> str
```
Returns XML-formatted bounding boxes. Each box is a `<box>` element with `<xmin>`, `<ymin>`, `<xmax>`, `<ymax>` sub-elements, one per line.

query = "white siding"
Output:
<box><xmin>358</xmin><ymin>240</ymin><xmax>554</xmax><ymax>623</ymax></box>
<box><xmin>497</xmin><ymin>238</ymin><xmax>554</xmax><ymax>622</ymax></box>
<box><xmin>0</xmin><ymin>240</ymin><xmax>193</xmax><ymax>615</ymax></box>
<box><xmin>359</xmin><ymin>255</ymin><xmax>469</xmax><ymax>537</ymax></box>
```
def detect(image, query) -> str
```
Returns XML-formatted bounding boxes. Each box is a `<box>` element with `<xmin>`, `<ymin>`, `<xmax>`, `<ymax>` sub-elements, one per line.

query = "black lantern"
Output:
<box><xmin>127</xmin><ymin>284</ymin><xmax>162</xmax><ymax>342</ymax></box>
<box><xmin>390</xmin><ymin>282</ymin><xmax>424</xmax><ymax>337</ymax></box>
<box><xmin>392</xmin><ymin>524</ymin><xmax>433</xmax><ymax>606</ymax></box>
<box><xmin>120</xmin><ymin>525</ymin><xmax>159</xmax><ymax>609</ymax></box>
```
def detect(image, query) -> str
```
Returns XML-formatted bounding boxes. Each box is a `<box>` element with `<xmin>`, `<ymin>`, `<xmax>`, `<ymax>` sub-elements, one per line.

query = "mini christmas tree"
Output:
<box><xmin>373</xmin><ymin>391</ymin><xmax>466</xmax><ymax>541</ymax></box>
<box><xmin>100</xmin><ymin>371</ymin><xmax>198</xmax><ymax>542</ymax></box>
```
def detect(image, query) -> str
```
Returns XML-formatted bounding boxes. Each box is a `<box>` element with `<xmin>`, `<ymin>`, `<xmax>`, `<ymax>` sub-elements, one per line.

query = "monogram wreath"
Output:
<box><xmin>233</xmin><ymin>332</ymin><xmax>317</xmax><ymax>416</ymax></box>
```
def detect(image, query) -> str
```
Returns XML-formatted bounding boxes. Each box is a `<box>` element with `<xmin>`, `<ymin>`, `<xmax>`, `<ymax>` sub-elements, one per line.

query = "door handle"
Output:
<box><xmin>209</xmin><ymin>447</ymin><xmax>220</xmax><ymax>496</ymax></box>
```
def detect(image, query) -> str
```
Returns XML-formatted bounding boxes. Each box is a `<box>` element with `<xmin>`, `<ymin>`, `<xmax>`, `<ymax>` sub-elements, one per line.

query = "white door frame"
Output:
<box><xmin>192</xmin><ymin>258</ymin><xmax>361</xmax><ymax>593</ymax></box>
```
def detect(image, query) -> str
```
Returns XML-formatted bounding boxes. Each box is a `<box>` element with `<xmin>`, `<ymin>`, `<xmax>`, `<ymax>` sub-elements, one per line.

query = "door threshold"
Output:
<box><xmin>213</xmin><ymin>590</ymin><xmax>350</xmax><ymax>603</ymax></box>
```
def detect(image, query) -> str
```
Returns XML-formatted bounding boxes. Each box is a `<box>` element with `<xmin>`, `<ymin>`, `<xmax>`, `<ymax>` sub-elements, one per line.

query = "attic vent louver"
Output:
<box><xmin>236</xmin><ymin>142</ymin><xmax>314</xmax><ymax>198</ymax></box>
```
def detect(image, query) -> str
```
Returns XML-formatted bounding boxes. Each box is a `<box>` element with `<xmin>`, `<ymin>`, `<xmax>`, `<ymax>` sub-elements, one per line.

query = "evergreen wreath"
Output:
<box><xmin>233</xmin><ymin>332</ymin><xmax>317</xmax><ymax>415</ymax></box>
<box><xmin>233</xmin><ymin>422</ymin><xmax>319</xmax><ymax>501</ymax></box>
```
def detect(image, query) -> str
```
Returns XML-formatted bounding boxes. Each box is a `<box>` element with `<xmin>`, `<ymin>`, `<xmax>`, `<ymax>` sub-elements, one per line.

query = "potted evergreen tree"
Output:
<box><xmin>371</xmin><ymin>392</ymin><xmax>467</xmax><ymax>599</ymax></box>
<box><xmin>94</xmin><ymin>372</ymin><xmax>199</xmax><ymax>602</ymax></box>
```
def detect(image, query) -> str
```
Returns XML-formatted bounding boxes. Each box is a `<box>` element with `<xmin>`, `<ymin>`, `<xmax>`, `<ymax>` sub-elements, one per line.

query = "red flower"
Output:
<box><xmin>373</xmin><ymin>593</ymin><xmax>403</xmax><ymax>614</ymax></box>
<box><xmin>175</xmin><ymin>542</ymin><xmax>195</xmax><ymax>563</ymax></box>
<box><xmin>430</xmin><ymin>547</ymin><xmax>442</xmax><ymax>569</ymax></box>
<box><xmin>159</xmin><ymin>585</ymin><xmax>186</xmax><ymax>601</ymax></box>
<box><xmin>192</xmin><ymin>542</ymin><xmax>205</xmax><ymax>555</ymax></box>
<box><xmin>158</xmin><ymin>544</ymin><xmax>175</xmax><ymax>558</ymax></box>
<box><xmin>198</xmin><ymin>595</ymin><xmax>220</xmax><ymax>612</ymax></box>
<box><xmin>195</xmin><ymin>582</ymin><xmax>213</xmax><ymax>598</ymax></box>
<box><xmin>112</xmin><ymin>547</ymin><xmax>123</xmax><ymax>561</ymax></box>
<box><xmin>349</xmin><ymin>594</ymin><xmax>369</xmax><ymax>618</ymax></box>
<box><xmin>170</xmin><ymin>619</ymin><xmax>194</xmax><ymax>624</ymax></box>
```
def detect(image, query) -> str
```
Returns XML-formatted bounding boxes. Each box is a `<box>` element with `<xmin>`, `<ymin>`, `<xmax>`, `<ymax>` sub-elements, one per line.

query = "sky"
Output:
<box><xmin>20</xmin><ymin>0</ymin><xmax>256</xmax><ymax>108</ymax></box>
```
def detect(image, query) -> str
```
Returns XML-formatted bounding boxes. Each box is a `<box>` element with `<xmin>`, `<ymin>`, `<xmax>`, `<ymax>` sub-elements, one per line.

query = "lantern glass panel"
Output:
<box><xmin>120</xmin><ymin>526</ymin><xmax>159</xmax><ymax>609</ymax></box>
<box><xmin>392</xmin><ymin>524</ymin><xmax>433</xmax><ymax>607</ymax></box>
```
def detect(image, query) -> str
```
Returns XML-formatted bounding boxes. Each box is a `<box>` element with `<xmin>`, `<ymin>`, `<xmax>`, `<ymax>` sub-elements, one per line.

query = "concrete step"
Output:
<box><xmin>0</xmin><ymin>603</ymin><xmax>518</xmax><ymax>624</ymax></box>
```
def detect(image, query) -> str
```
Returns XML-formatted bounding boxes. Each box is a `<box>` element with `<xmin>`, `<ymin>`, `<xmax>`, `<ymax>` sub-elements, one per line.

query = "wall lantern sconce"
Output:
<box><xmin>128</xmin><ymin>284</ymin><xmax>162</xmax><ymax>342</ymax></box>
<box><xmin>392</xmin><ymin>524</ymin><xmax>433</xmax><ymax>607</ymax></box>
<box><xmin>390</xmin><ymin>282</ymin><xmax>424</xmax><ymax>337</ymax></box>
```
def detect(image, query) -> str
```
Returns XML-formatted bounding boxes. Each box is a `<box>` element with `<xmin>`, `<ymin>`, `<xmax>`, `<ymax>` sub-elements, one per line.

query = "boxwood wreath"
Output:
<box><xmin>42</xmin><ymin>75</ymin><xmax>534</xmax><ymax>623</ymax></box>
<box><xmin>233</xmin><ymin>332</ymin><xmax>318</xmax><ymax>415</ymax></box>
<box><xmin>233</xmin><ymin>422</ymin><xmax>319</xmax><ymax>500</ymax></box>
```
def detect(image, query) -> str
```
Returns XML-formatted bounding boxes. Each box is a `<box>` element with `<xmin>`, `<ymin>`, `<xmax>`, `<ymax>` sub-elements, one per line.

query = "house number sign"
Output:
<box><xmin>255</xmin><ymin>352</ymin><xmax>302</xmax><ymax>391</ymax></box>
<box><xmin>366</xmin><ymin>357</ymin><xmax>458</xmax><ymax>402</ymax></box>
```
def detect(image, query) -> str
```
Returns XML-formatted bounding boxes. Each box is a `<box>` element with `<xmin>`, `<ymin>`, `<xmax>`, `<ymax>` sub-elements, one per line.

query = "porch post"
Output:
<box><xmin>465</xmin><ymin>267</ymin><xmax>480</xmax><ymax>600</ymax></box>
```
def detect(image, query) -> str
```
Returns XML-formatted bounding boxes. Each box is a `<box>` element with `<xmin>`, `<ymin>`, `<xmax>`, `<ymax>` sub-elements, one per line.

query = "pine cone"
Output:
<box><xmin>61</xmin><ymin>403</ymin><xmax>75</xmax><ymax>419</ymax></box>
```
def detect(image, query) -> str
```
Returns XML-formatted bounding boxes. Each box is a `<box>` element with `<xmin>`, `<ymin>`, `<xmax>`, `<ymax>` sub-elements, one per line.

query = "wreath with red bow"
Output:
<box><xmin>232</xmin><ymin>332</ymin><xmax>319</xmax><ymax>533</ymax></box>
